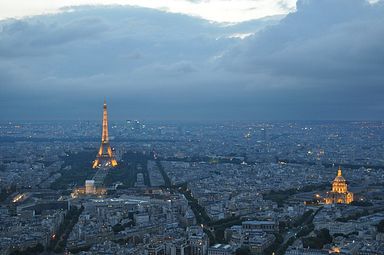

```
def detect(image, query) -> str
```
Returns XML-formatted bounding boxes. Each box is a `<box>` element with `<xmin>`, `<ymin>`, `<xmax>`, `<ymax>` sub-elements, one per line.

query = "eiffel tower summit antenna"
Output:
<box><xmin>92</xmin><ymin>100</ymin><xmax>118</xmax><ymax>169</ymax></box>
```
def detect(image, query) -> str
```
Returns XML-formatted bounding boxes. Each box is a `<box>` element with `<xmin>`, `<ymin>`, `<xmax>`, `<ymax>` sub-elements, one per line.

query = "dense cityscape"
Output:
<box><xmin>0</xmin><ymin>101</ymin><xmax>383</xmax><ymax>255</ymax></box>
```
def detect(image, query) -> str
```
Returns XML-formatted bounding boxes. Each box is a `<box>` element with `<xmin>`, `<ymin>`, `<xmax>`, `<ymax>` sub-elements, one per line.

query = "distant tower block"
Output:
<box><xmin>92</xmin><ymin>100</ymin><xmax>118</xmax><ymax>169</ymax></box>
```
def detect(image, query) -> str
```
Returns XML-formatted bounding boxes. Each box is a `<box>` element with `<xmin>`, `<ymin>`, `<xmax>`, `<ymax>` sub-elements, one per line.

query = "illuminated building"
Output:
<box><xmin>85</xmin><ymin>180</ymin><xmax>96</xmax><ymax>194</ymax></box>
<box><xmin>71</xmin><ymin>180</ymin><xmax>107</xmax><ymax>198</ymax></box>
<box><xmin>92</xmin><ymin>100</ymin><xmax>118</xmax><ymax>168</ymax></box>
<box><xmin>325</xmin><ymin>166</ymin><xmax>353</xmax><ymax>204</ymax></box>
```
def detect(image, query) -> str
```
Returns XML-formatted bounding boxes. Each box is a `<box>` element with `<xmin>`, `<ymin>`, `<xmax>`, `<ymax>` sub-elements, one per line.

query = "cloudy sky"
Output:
<box><xmin>0</xmin><ymin>0</ymin><xmax>297</xmax><ymax>23</ymax></box>
<box><xmin>0</xmin><ymin>0</ymin><xmax>383</xmax><ymax>121</ymax></box>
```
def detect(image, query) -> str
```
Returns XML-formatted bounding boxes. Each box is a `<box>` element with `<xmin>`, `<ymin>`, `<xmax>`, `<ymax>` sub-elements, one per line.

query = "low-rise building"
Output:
<box><xmin>208</xmin><ymin>244</ymin><xmax>234</xmax><ymax>255</ymax></box>
<box><xmin>242</xmin><ymin>221</ymin><xmax>278</xmax><ymax>233</ymax></box>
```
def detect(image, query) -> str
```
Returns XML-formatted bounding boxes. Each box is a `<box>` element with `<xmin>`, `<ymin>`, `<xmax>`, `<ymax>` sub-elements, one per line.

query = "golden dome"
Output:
<box><xmin>326</xmin><ymin>166</ymin><xmax>354</xmax><ymax>204</ymax></box>
<box><xmin>333</xmin><ymin>166</ymin><xmax>346</xmax><ymax>182</ymax></box>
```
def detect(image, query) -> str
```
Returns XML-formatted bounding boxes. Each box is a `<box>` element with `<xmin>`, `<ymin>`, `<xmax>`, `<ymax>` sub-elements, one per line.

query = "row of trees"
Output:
<box><xmin>9</xmin><ymin>244</ymin><xmax>44</xmax><ymax>255</ymax></box>
<box><xmin>302</xmin><ymin>228</ymin><xmax>332</xmax><ymax>249</ymax></box>
<box><xmin>263</xmin><ymin>183</ymin><xmax>328</xmax><ymax>207</ymax></box>
<box><xmin>0</xmin><ymin>185</ymin><xmax>16</xmax><ymax>202</ymax></box>
<box><xmin>378</xmin><ymin>219</ymin><xmax>384</xmax><ymax>233</ymax></box>
<box><xmin>49</xmin><ymin>205</ymin><xmax>84</xmax><ymax>253</ymax></box>
<box><xmin>51</xmin><ymin>150</ymin><xmax>95</xmax><ymax>190</ymax></box>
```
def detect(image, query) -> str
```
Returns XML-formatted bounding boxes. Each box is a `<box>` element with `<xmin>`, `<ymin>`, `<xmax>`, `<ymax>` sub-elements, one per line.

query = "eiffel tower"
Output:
<box><xmin>92</xmin><ymin>100</ymin><xmax>118</xmax><ymax>169</ymax></box>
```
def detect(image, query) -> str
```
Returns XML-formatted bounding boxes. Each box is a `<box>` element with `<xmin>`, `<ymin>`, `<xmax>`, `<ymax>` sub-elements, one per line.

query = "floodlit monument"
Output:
<box><xmin>92</xmin><ymin>100</ymin><xmax>118</xmax><ymax>169</ymax></box>
<box><xmin>85</xmin><ymin>180</ymin><xmax>96</xmax><ymax>194</ymax></box>
<box><xmin>325</xmin><ymin>166</ymin><xmax>354</xmax><ymax>204</ymax></box>
<box><xmin>71</xmin><ymin>180</ymin><xmax>107</xmax><ymax>198</ymax></box>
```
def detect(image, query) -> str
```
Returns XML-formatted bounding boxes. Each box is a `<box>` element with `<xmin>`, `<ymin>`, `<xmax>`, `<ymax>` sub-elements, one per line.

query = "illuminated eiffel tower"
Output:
<box><xmin>92</xmin><ymin>100</ymin><xmax>118</xmax><ymax>169</ymax></box>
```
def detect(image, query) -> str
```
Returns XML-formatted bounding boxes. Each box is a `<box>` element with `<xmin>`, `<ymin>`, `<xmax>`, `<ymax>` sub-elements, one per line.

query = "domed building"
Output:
<box><xmin>325</xmin><ymin>166</ymin><xmax>353</xmax><ymax>204</ymax></box>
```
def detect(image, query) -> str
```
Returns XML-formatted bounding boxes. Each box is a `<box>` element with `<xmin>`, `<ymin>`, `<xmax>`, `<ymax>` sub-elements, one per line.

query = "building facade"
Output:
<box><xmin>325</xmin><ymin>167</ymin><xmax>353</xmax><ymax>204</ymax></box>
<box><xmin>208</xmin><ymin>244</ymin><xmax>234</xmax><ymax>255</ymax></box>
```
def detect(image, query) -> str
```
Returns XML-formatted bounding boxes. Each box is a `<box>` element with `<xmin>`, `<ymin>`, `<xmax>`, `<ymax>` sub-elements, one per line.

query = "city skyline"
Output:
<box><xmin>1</xmin><ymin>118</ymin><xmax>383</xmax><ymax>254</ymax></box>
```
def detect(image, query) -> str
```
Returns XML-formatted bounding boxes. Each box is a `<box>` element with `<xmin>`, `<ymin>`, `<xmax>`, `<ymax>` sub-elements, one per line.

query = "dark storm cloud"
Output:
<box><xmin>0</xmin><ymin>1</ymin><xmax>383</xmax><ymax>121</ymax></box>
<box><xmin>220</xmin><ymin>0</ymin><xmax>384</xmax><ymax>119</ymax></box>
<box><xmin>225</xmin><ymin>0</ymin><xmax>384</xmax><ymax>78</ymax></box>
<box><xmin>0</xmin><ymin>6</ymin><xmax>254</xmax><ymax>120</ymax></box>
